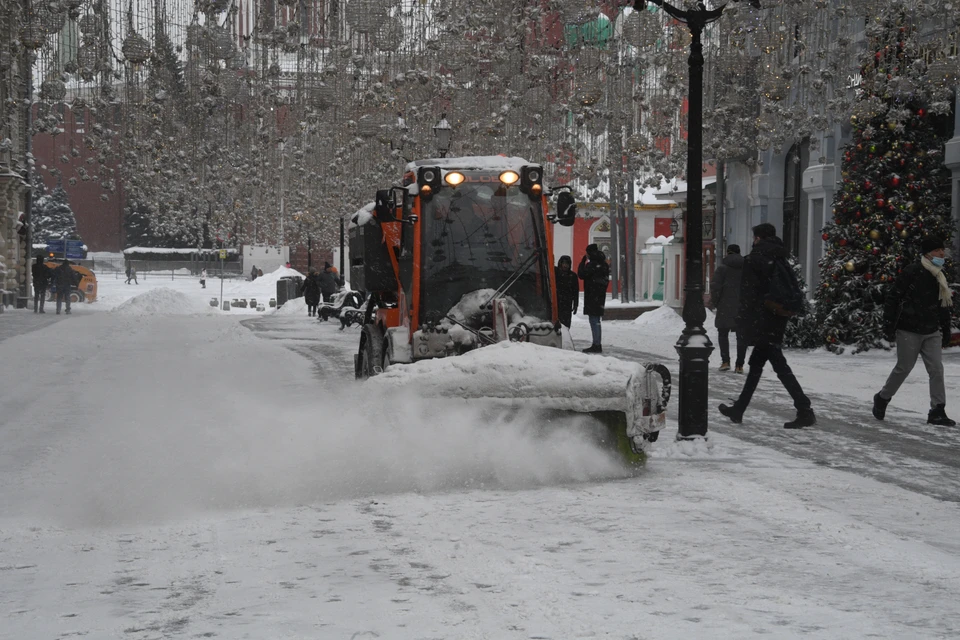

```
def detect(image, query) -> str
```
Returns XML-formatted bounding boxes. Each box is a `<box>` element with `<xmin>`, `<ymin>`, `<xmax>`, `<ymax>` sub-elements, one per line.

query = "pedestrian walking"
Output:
<box><xmin>200</xmin><ymin>268</ymin><xmax>207</xmax><ymax>289</ymax></box>
<box><xmin>873</xmin><ymin>235</ymin><xmax>955</xmax><ymax>426</ymax></box>
<box><xmin>32</xmin><ymin>256</ymin><xmax>51</xmax><ymax>313</ymax></box>
<box><xmin>318</xmin><ymin>262</ymin><xmax>339</xmax><ymax>303</ymax></box>
<box><xmin>301</xmin><ymin>267</ymin><xmax>322</xmax><ymax>317</ymax></box>
<box><xmin>125</xmin><ymin>264</ymin><xmax>138</xmax><ymax>284</ymax></box>
<box><xmin>555</xmin><ymin>255</ymin><xmax>580</xmax><ymax>329</ymax></box>
<box><xmin>719</xmin><ymin>223</ymin><xmax>816</xmax><ymax>429</ymax></box>
<box><xmin>53</xmin><ymin>259</ymin><xmax>75</xmax><ymax>315</ymax></box>
<box><xmin>250</xmin><ymin>265</ymin><xmax>258</xmax><ymax>281</ymax></box>
<box><xmin>709</xmin><ymin>244</ymin><xmax>748</xmax><ymax>373</ymax></box>
<box><xmin>578</xmin><ymin>244</ymin><xmax>610</xmax><ymax>354</ymax></box>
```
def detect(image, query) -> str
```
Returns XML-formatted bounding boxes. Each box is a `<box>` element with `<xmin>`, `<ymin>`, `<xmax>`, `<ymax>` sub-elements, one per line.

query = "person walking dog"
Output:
<box><xmin>873</xmin><ymin>235</ymin><xmax>955</xmax><ymax>426</ymax></box>
<box><xmin>719</xmin><ymin>223</ymin><xmax>816</xmax><ymax>429</ymax></box>
<box><xmin>710</xmin><ymin>244</ymin><xmax>748</xmax><ymax>373</ymax></box>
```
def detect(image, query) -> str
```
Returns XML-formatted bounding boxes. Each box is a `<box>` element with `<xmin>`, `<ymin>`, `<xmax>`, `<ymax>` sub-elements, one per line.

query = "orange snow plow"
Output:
<box><xmin>349</xmin><ymin>156</ymin><xmax>670</xmax><ymax>463</ymax></box>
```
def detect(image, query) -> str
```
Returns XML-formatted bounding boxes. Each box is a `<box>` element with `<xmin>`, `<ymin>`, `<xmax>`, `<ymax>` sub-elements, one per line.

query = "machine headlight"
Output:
<box><xmin>499</xmin><ymin>170</ymin><xmax>520</xmax><ymax>185</ymax></box>
<box><xmin>445</xmin><ymin>171</ymin><xmax>465</xmax><ymax>186</ymax></box>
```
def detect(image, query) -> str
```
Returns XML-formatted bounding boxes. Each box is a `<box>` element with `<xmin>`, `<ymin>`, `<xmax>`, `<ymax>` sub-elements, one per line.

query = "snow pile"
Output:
<box><xmin>369</xmin><ymin>341</ymin><xmax>642</xmax><ymax>411</ymax></box>
<box><xmin>252</xmin><ymin>265</ymin><xmax>305</xmax><ymax>286</ymax></box>
<box><xmin>274</xmin><ymin>296</ymin><xmax>308</xmax><ymax>315</ymax></box>
<box><xmin>632</xmin><ymin>304</ymin><xmax>684</xmax><ymax>329</ymax></box>
<box><xmin>113</xmin><ymin>287</ymin><xmax>211</xmax><ymax>316</ymax></box>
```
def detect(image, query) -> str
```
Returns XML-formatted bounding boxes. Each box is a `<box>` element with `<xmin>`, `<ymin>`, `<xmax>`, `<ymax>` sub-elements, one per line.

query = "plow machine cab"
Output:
<box><xmin>351</xmin><ymin>156</ymin><xmax>577</xmax><ymax>379</ymax></box>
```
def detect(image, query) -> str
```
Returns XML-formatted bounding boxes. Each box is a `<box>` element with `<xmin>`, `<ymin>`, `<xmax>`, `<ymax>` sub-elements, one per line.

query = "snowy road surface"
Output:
<box><xmin>2</xmin><ymin>280</ymin><xmax>960</xmax><ymax>639</ymax></box>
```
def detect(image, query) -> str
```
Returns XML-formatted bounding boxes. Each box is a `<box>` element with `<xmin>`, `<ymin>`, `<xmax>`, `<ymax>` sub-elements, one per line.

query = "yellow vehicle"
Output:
<box><xmin>45</xmin><ymin>262</ymin><xmax>98</xmax><ymax>303</ymax></box>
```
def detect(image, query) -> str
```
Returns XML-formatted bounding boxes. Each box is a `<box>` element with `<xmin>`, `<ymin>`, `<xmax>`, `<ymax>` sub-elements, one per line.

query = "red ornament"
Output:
<box><xmin>822</xmin><ymin>233</ymin><xmax>829</xmax><ymax>241</ymax></box>
<box><xmin>894</xmin><ymin>221</ymin><xmax>904</xmax><ymax>230</ymax></box>
<box><xmin>872</xmin><ymin>248</ymin><xmax>881</xmax><ymax>255</ymax></box>
<box><xmin>876</xmin><ymin>198</ymin><xmax>885</xmax><ymax>208</ymax></box>
<box><xmin>890</xmin><ymin>176</ymin><xmax>900</xmax><ymax>187</ymax></box>
<box><xmin>864</xmin><ymin>273</ymin><xmax>874</xmax><ymax>281</ymax></box>
<box><xmin>918</xmin><ymin>108</ymin><xmax>925</xmax><ymax>117</ymax></box>
<box><xmin>864</xmin><ymin>180</ymin><xmax>873</xmax><ymax>190</ymax></box>
<box><xmin>839</xmin><ymin>238</ymin><xmax>848</xmax><ymax>246</ymax></box>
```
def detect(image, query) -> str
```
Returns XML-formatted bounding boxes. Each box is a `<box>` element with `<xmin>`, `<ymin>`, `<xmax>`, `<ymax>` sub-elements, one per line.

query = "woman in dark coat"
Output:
<box><xmin>554</xmin><ymin>255</ymin><xmax>580</xmax><ymax>329</ymax></box>
<box><xmin>709</xmin><ymin>244</ymin><xmax>747</xmax><ymax>372</ymax></box>
<box><xmin>577</xmin><ymin>244</ymin><xmax>610</xmax><ymax>354</ymax></box>
<box><xmin>300</xmin><ymin>267</ymin><xmax>322</xmax><ymax>317</ymax></box>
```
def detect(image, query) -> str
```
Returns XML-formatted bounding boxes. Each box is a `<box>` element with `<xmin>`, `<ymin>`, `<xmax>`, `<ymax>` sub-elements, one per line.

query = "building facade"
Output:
<box><xmin>1</xmin><ymin>0</ymin><xmax>31</xmax><ymax>308</ymax></box>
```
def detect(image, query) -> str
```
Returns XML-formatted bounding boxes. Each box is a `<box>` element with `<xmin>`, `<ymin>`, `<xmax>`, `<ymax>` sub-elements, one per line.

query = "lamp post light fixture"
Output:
<box><xmin>669</xmin><ymin>215</ymin><xmax>680</xmax><ymax>238</ymax></box>
<box><xmin>433</xmin><ymin>113</ymin><xmax>452</xmax><ymax>158</ymax></box>
<box><xmin>626</xmin><ymin>0</ymin><xmax>757</xmax><ymax>439</ymax></box>
<box><xmin>703</xmin><ymin>211</ymin><xmax>714</xmax><ymax>238</ymax></box>
<box><xmin>391</xmin><ymin>111</ymin><xmax>409</xmax><ymax>153</ymax></box>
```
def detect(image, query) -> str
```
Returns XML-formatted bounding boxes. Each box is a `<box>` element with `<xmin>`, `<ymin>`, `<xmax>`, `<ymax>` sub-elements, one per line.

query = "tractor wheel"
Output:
<box><xmin>69</xmin><ymin>290</ymin><xmax>85</xmax><ymax>304</ymax></box>
<box><xmin>356</xmin><ymin>324</ymin><xmax>384</xmax><ymax>380</ymax></box>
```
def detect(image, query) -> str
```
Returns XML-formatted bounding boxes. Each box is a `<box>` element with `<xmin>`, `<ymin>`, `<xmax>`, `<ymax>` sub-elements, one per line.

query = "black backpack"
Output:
<box><xmin>764</xmin><ymin>258</ymin><xmax>806</xmax><ymax>317</ymax></box>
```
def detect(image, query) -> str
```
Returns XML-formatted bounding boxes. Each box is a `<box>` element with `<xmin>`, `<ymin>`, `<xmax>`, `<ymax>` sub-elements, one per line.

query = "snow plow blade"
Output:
<box><xmin>366</xmin><ymin>342</ymin><xmax>671</xmax><ymax>467</ymax></box>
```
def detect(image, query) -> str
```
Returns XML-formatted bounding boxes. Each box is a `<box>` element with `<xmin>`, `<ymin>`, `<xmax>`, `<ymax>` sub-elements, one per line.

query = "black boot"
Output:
<box><xmin>784</xmin><ymin>408</ymin><xmax>816</xmax><ymax>429</ymax></box>
<box><xmin>927</xmin><ymin>405</ymin><xmax>956</xmax><ymax>427</ymax></box>
<box><xmin>872</xmin><ymin>393</ymin><xmax>890</xmax><ymax>420</ymax></box>
<box><xmin>718</xmin><ymin>403</ymin><xmax>743</xmax><ymax>424</ymax></box>
<box><xmin>582</xmin><ymin>345</ymin><xmax>602</xmax><ymax>354</ymax></box>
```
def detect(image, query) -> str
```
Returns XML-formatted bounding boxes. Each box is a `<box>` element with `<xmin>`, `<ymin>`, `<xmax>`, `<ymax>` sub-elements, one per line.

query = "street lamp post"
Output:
<box><xmin>433</xmin><ymin>114</ymin><xmax>452</xmax><ymax>158</ymax></box>
<box><xmin>629</xmin><ymin>0</ymin><xmax>756</xmax><ymax>439</ymax></box>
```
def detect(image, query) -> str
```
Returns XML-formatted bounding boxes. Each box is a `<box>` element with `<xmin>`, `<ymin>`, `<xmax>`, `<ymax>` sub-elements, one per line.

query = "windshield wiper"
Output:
<box><xmin>481</xmin><ymin>247</ymin><xmax>541</xmax><ymax>309</ymax></box>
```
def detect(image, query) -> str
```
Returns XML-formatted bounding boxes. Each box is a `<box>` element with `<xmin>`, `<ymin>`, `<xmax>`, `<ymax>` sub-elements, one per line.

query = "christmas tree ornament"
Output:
<box><xmin>869</xmin><ymin>230</ymin><xmax>881</xmax><ymax>240</ymax></box>
<box><xmin>844</xmin><ymin>261</ymin><xmax>855</xmax><ymax>272</ymax></box>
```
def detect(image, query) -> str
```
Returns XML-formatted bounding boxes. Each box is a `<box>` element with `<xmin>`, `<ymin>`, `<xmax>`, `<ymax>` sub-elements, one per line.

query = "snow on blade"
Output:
<box><xmin>368</xmin><ymin>341</ymin><xmax>642</xmax><ymax>412</ymax></box>
<box><xmin>113</xmin><ymin>287</ymin><xmax>212</xmax><ymax>316</ymax></box>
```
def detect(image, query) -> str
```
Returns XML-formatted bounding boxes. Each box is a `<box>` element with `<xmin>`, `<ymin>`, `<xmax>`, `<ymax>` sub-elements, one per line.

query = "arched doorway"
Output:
<box><xmin>782</xmin><ymin>140</ymin><xmax>809</xmax><ymax>258</ymax></box>
<box><xmin>589</xmin><ymin>217</ymin><xmax>612</xmax><ymax>258</ymax></box>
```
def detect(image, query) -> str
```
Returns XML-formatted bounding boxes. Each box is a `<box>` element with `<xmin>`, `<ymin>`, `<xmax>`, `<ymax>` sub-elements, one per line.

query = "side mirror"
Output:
<box><xmin>374</xmin><ymin>189</ymin><xmax>396</xmax><ymax>222</ymax></box>
<box><xmin>556</xmin><ymin>191</ymin><xmax>577</xmax><ymax>227</ymax></box>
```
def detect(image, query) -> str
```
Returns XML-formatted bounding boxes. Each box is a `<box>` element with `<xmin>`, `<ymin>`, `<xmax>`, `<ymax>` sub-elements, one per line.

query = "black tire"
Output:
<box><xmin>357</xmin><ymin>324</ymin><xmax>384</xmax><ymax>380</ymax></box>
<box><xmin>69</xmin><ymin>290</ymin><xmax>85</xmax><ymax>304</ymax></box>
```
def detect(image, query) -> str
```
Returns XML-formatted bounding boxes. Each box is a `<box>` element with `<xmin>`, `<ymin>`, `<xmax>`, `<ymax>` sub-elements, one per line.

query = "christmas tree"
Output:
<box><xmin>32</xmin><ymin>181</ymin><xmax>82</xmax><ymax>244</ymax></box>
<box><xmin>814</xmin><ymin>9</ymin><xmax>956</xmax><ymax>354</ymax></box>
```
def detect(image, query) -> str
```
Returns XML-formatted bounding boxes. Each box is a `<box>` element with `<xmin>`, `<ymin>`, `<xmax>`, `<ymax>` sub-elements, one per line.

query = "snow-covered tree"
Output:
<box><xmin>813</xmin><ymin>8</ymin><xmax>956</xmax><ymax>353</ymax></box>
<box><xmin>32</xmin><ymin>180</ymin><xmax>82</xmax><ymax>244</ymax></box>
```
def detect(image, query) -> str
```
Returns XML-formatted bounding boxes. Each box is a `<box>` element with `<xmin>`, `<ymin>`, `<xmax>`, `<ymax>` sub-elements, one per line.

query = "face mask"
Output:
<box><xmin>931</xmin><ymin>256</ymin><xmax>946</xmax><ymax>267</ymax></box>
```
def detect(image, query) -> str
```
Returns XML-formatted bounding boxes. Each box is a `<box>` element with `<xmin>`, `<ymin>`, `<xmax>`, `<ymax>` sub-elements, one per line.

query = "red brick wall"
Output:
<box><xmin>31</xmin><ymin>104</ymin><xmax>125</xmax><ymax>251</ymax></box>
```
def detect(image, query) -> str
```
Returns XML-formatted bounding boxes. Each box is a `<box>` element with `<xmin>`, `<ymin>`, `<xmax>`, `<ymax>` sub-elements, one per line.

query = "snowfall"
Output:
<box><xmin>1</xmin><ymin>261</ymin><xmax>959</xmax><ymax>640</ymax></box>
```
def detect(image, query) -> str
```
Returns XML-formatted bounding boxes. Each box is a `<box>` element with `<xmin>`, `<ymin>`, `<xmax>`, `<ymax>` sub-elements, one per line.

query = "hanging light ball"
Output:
<box><xmin>39</xmin><ymin>75</ymin><xmax>67</xmax><ymax>101</ymax></box>
<box><xmin>122</xmin><ymin>31</ymin><xmax>151</xmax><ymax>65</ymax></box>
<box><xmin>39</xmin><ymin>4</ymin><xmax>67</xmax><ymax>35</ymax></box>
<box><xmin>374</xmin><ymin>17</ymin><xmax>403</xmax><ymax>52</ymax></box>
<box><xmin>78</xmin><ymin>14</ymin><xmax>99</xmax><ymax>37</ymax></box>
<box><xmin>345</xmin><ymin>0</ymin><xmax>388</xmax><ymax>34</ymax></box>
<box><xmin>20</xmin><ymin>22</ymin><xmax>47</xmax><ymax>49</ymax></box>
<box><xmin>310</xmin><ymin>82</ymin><xmax>336</xmax><ymax>110</ymax></box>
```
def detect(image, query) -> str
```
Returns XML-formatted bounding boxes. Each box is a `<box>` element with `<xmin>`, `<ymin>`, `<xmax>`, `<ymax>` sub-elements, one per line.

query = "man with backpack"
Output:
<box><xmin>719</xmin><ymin>223</ymin><xmax>816</xmax><ymax>429</ymax></box>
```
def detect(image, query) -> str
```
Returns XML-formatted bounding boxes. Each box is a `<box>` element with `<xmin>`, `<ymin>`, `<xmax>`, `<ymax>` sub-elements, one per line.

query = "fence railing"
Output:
<box><xmin>86</xmin><ymin>258</ymin><xmax>244</xmax><ymax>280</ymax></box>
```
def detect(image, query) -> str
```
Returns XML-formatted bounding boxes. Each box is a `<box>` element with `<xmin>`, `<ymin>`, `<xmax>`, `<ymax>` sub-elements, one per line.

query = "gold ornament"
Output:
<box><xmin>900</xmin><ymin>229</ymin><xmax>908</xmax><ymax>238</ymax></box>
<box><xmin>844</xmin><ymin>260</ymin><xmax>855</xmax><ymax>272</ymax></box>
<box><xmin>888</xmin><ymin>122</ymin><xmax>897</xmax><ymax>130</ymax></box>
<box><xmin>869</xmin><ymin>230</ymin><xmax>880</xmax><ymax>240</ymax></box>
<box><xmin>851</xmin><ymin>114</ymin><xmax>858</xmax><ymax>124</ymax></box>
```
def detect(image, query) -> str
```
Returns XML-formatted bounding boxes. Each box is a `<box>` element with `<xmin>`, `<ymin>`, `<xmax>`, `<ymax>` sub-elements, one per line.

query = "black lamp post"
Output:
<box><xmin>629</xmin><ymin>0</ymin><xmax>756</xmax><ymax>438</ymax></box>
<box><xmin>433</xmin><ymin>113</ymin><xmax>452</xmax><ymax>158</ymax></box>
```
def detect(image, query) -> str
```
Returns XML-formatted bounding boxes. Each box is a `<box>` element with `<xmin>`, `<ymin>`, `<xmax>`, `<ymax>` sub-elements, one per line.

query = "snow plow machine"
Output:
<box><xmin>349</xmin><ymin>156</ymin><xmax>670</xmax><ymax>465</ymax></box>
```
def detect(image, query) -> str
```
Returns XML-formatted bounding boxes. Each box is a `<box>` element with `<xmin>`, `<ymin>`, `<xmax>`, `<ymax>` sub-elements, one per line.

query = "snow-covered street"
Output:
<box><xmin>2</xmin><ymin>279</ymin><xmax>960</xmax><ymax>639</ymax></box>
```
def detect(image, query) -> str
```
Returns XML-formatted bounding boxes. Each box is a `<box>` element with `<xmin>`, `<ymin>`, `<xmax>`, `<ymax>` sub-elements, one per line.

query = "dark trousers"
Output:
<box><xmin>33</xmin><ymin>286</ymin><xmax>46</xmax><ymax>312</ymax></box>
<box><xmin>558</xmin><ymin>305</ymin><xmax>573</xmax><ymax>329</ymax></box>
<box><xmin>718</xmin><ymin>328</ymin><xmax>748</xmax><ymax>367</ymax></box>
<box><xmin>56</xmin><ymin>289</ymin><xmax>71</xmax><ymax>314</ymax></box>
<box><xmin>734</xmin><ymin>342</ymin><xmax>810</xmax><ymax>412</ymax></box>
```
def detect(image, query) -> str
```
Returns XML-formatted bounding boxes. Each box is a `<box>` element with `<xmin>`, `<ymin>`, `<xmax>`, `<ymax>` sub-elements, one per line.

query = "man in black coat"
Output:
<box><xmin>318</xmin><ymin>262</ymin><xmax>339</xmax><ymax>302</ymax></box>
<box><xmin>32</xmin><ymin>256</ymin><xmax>51</xmax><ymax>314</ymax></box>
<box><xmin>873</xmin><ymin>235</ymin><xmax>955</xmax><ymax>426</ymax></box>
<box><xmin>719</xmin><ymin>223</ymin><xmax>815</xmax><ymax>428</ymax></box>
<box><xmin>555</xmin><ymin>255</ymin><xmax>580</xmax><ymax>329</ymax></box>
<box><xmin>300</xmin><ymin>267</ymin><xmax>322</xmax><ymax>317</ymax></box>
<box><xmin>578</xmin><ymin>244</ymin><xmax>610</xmax><ymax>354</ymax></box>
<box><xmin>52</xmin><ymin>259</ymin><xmax>75</xmax><ymax>315</ymax></box>
<box><xmin>709</xmin><ymin>244</ymin><xmax>747</xmax><ymax>372</ymax></box>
